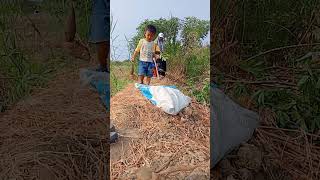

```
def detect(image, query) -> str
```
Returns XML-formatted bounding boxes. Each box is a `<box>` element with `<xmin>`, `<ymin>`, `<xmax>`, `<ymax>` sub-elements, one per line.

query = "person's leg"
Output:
<box><xmin>158</xmin><ymin>61</ymin><xmax>162</xmax><ymax>76</ymax></box>
<box><xmin>146</xmin><ymin>62</ymin><xmax>153</xmax><ymax>85</ymax></box>
<box><xmin>97</xmin><ymin>41</ymin><xmax>109</xmax><ymax>71</ymax></box>
<box><xmin>89</xmin><ymin>0</ymin><xmax>109</xmax><ymax>71</ymax></box>
<box><xmin>138</xmin><ymin>75</ymin><xmax>144</xmax><ymax>84</ymax></box>
<box><xmin>157</xmin><ymin>58</ymin><xmax>164</xmax><ymax>77</ymax></box>
<box><xmin>162</xmin><ymin>59</ymin><xmax>166</xmax><ymax>77</ymax></box>
<box><xmin>152</xmin><ymin>67</ymin><xmax>157</xmax><ymax>77</ymax></box>
<box><xmin>145</xmin><ymin>77</ymin><xmax>151</xmax><ymax>85</ymax></box>
<box><xmin>142</xmin><ymin>63</ymin><xmax>147</xmax><ymax>84</ymax></box>
<box><xmin>138</xmin><ymin>61</ymin><xmax>145</xmax><ymax>84</ymax></box>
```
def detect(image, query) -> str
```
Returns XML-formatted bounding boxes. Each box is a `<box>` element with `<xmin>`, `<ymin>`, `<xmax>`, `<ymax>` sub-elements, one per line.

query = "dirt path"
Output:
<box><xmin>110</xmin><ymin>78</ymin><xmax>210</xmax><ymax>180</ymax></box>
<box><xmin>0</xmin><ymin>11</ymin><xmax>108</xmax><ymax>179</ymax></box>
<box><xmin>0</xmin><ymin>60</ymin><xmax>109</xmax><ymax>179</ymax></box>
<box><xmin>110</xmin><ymin>78</ymin><xmax>177</xmax><ymax>162</ymax></box>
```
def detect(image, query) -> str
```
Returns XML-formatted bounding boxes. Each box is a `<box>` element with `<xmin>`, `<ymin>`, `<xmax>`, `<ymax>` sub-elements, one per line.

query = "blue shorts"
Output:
<box><xmin>88</xmin><ymin>0</ymin><xmax>110</xmax><ymax>43</ymax></box>
<box><xmin>138</xmin><ymin>61</ymin><xmax>154</xmax><ymax>77</ymax></box>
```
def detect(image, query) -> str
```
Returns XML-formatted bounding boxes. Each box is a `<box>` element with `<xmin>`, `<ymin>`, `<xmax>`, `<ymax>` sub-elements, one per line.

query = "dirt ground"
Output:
<box><xmin>211</xmin><ymin>143</ymin><xmax>290</xmax><ymax>180</ymax></box>
<box><xmin>0</xmin><ymin>10</ymin><xmax>109</xmax><ymax>179</ymax></box>
<box><xmin>110</xmin><ymin>78</ymin><xmax>210</xmax><ymax>180</ymax></box>
<box><xmin>0</xmin><ymin>61</ymin><xmax>109</xmax><ymax>179</ymax></box>
<box><xmin>210</xmin><ymin>114</ymin><xmax>320</xmax><ymax>180</ymax></box>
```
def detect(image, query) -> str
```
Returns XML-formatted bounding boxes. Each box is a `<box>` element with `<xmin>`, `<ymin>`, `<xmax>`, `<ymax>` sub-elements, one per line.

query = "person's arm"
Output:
<box><xmin>153</xmin><ymin>44</ymin><xmax>161</xmax><ymax>60</ymax></box>
<box><xmin>131</xmin><ymin>51</ymin><xmax>139</xmax><ymax>62</ymax></box>
<box><xmin>131</xmin><ymin>39</ymin><xmax>142</xmax><ymax>62</ymax></box>
<box><xmin>155</xmin><ymin>44</ymin><xmax>161</xmax><ymax>55</ymax></box>
<box><xmin>154</xmin><ymin>37</ymin><xmax>158</xmax><ymax>46</ymax></box>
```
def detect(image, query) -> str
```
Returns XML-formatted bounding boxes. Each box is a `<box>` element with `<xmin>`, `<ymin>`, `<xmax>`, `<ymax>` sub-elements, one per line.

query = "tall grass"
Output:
<box><xmin>0</xmin><ymin>16</ymin><xmax>50</xmax><ymax>111</ymax></box>
<box><xmin>167</xmin><ymin>45</ymin><xmax>210</xmax><ymax>104</ymax></box>
<box><xmin>110</xmin><ymin>61</ymin><xmax>133</xmax><ymax>96</ymax></box>
<box><xmin>0</xmin><ymin>0</ymin><xmax>92</xmax><ymax>111</ymax></box>
<box><xmin>213</xmin><ymin>0</ymin><xmax>320</xmax><ymax>132</ymax></box>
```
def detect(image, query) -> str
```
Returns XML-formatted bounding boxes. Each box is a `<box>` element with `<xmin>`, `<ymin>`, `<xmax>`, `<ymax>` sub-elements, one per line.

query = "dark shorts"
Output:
<box><xmin>88</xmin><ymin>0</ymin><xmax>110</xmax><ymax>43</ymax></box>
<box><xmin>138</xmin><ymin>61</ymin><xmax>154</xmax><ymax>77</ymax></box>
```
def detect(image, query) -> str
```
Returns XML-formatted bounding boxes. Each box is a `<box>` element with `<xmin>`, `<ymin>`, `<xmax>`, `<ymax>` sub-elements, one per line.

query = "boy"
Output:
<box><xmin>88</xmin><ymin>0</ymin><xmax>109</xmax><ymax>72</ymax></box>
<box><xmin>131</xmin><ymin>25</ymin><xmax>160</xmax><ymax>85</ymax></box>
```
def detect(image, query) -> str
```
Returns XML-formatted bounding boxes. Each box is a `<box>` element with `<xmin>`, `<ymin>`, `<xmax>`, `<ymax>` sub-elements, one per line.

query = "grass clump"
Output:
<box><xmin>110</xmin><ymin>60</ymin><xmax>133</xmax><ymax>96</ymax></box>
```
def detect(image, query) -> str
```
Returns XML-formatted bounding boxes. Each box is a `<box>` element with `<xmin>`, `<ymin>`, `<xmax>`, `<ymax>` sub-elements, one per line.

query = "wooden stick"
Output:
<box><xmin>158</xmin><ymin>164</ymin><xmax>206</xmax><ymax>176</ymax></box>
<box><xmin>153</xmin><ymin>58</ymin><xmax>160</xmax><ymax>80</ymax></box>
<box><xmin>130</xmin><ymin>61</ymin><xmax>134</xmax><ymax>76</ymax></box>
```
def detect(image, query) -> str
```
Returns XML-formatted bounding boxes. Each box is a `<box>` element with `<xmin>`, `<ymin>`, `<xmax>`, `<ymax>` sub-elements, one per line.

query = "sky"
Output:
<box><xmin>110</xmin><ymin>0</ymin><xmax>210</xmax><ymax>61</ymax></box>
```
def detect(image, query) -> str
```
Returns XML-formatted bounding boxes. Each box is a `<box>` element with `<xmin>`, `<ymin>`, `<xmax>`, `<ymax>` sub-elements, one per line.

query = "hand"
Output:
<box><xmin>130</xmin><ymin>56</ymin><xmax>135</xmax><ymax>62</ymax></box>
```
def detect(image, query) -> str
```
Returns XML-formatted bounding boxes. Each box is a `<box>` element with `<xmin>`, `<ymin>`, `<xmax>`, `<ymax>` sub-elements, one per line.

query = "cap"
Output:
<box><xmin>158</xmin><ymin>33</ymin><xmax>164</xmax><ymax>38</ymax></box>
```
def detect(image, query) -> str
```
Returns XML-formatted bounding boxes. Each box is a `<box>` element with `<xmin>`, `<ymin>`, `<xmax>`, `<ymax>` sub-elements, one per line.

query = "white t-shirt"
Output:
<box><xmin>135</xmin><ymin>39</ymin><xmax>160</xmax><ymax>62</ymax></box>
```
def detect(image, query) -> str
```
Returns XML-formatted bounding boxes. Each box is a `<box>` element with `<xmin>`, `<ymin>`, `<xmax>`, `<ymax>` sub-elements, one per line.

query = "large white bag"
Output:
<box><xmin>211</xmin><ymin>84</ymin><xmax>259</xmax><ymax>168</ymax></box>
<box><xmin>135</xmin><ymin>83</ymin><xmax>191</xmax><ymax>115</ymax></box>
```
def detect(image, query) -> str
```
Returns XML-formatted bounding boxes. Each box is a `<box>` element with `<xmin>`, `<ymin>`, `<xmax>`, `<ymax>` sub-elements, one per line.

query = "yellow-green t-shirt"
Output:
<box><xmin>135</xmin><ymin>39</ymin><xmax>160</xmax><ymax>62</ymax></box>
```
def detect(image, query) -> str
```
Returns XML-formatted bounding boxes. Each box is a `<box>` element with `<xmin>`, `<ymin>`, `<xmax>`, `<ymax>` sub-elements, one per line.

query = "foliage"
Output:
<box><xmin>181</xmin><ymin>17</ymin><xmax>210</xmax><ymax>50</ymax></box>
<box><xmin>236</xmin><ymin>0</ymin><xmax>319</xmax><ymax>59</ymax></box>
<box><xmin>187</xmin><ymin>78</ymin><xmax>210</xmax><ymax>104</ymax></box>
<box><xmin>130</xmin><ymin>16</ymin><xmax>209</xmax><ymax>54</ymax></box>
<box><xmin>213</xmin><ymin>0</ymin><xmax>320</xmax><ymax>132</ymax></box>
<box><xmin>129</xmin><ymin>17</ymin><xmax>181</xmax><ymax>53</ymax></box>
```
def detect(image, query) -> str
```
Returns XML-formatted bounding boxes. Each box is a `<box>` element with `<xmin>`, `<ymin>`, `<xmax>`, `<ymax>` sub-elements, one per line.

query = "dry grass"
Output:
<box><xmin>110</xmin><ymin>80</ymin><xmax>210</xmax><ymax>180</ymax></box>
<box><xmin>0</xmin><ymin>5</ymin><xmax>108</xmax><ymax>179</ymax></box>
<box><xmin>210</xmin><ymin>109</ymin><xmax>320</xmax><ymax>180</ymax></box>
<box><xmin>0</xmin><ymin>63</ymin><xmax>109</xmax><ymax>180</ymax></box>
<box><xmin>211</xmin><ymin>9</ymin><xmax>320</xmax><ymax>178</ymax></box>
<box><xmin>253</xmin><ymin>108</ymin><xmax>320</xmax><ymax>180</ymax></box>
